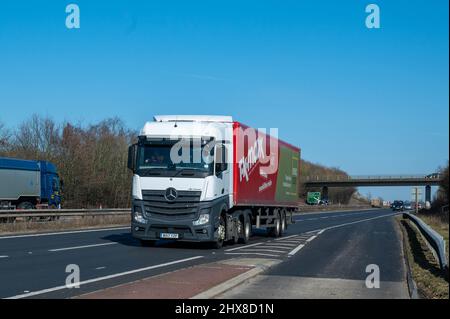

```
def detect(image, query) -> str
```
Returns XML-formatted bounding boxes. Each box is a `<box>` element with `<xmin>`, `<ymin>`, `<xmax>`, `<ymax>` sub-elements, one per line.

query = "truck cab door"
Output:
<box><xmin>214</xmin><ymin>143</ymin><xmax>230</xmax><ymax>197</ymax></box>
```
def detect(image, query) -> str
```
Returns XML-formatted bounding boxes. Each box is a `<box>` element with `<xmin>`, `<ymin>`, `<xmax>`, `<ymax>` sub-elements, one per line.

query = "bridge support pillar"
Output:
<box><xmin>322</xmin><ymin>186</ymin><xmax>329</xmax><ymax>201</ymax></box>
<box><xmin>425</xmin><ymin>185</ymin><xmax>431</xmax><ymax>203</ymax></box>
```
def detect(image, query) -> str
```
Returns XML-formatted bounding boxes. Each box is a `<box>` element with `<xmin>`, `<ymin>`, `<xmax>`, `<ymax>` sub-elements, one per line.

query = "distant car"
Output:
<box><xmin>411</xmin><ymin>202</ymin><xmax>424</xmax><ymax>210</ymax></box>
<box><xmin>318</xmin><ymin>199</ymin><xmax>329</xmax><ymax>206</ymax></box>
<box><xmin>404</xmin><ymin>201</ymin><xmax>412</xmax><ymax>210</ymax></box>
<box><xmin>392</xmin><ymin>200</ymin><xmax>404</xmax><ymax>211</ymax></box>
<box><xmin>426</xmin><ymin>173</ymin><xmax>440</xmax><ymax>179</ymax></box>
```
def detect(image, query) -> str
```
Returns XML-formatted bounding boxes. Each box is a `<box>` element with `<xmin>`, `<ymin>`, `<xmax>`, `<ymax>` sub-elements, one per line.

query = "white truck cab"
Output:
<box><xmin>128</xmin><ymin>115</ymin><xmax>235</xmax><ymax>248</ymax></box>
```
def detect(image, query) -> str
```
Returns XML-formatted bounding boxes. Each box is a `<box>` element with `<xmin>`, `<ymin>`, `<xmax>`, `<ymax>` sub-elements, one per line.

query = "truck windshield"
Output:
<box><xmin>52</xmin><ymin>177</ymin><xmax>59</xmax><ymax>191</ymax></box>
<box><xmin>136</xmin><ymin>138</ymin><xmax>215</xmax><ymax>177</ymax></box>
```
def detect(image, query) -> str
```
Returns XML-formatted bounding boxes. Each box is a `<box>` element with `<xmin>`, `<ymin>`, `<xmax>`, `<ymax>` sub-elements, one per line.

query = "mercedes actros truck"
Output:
<box><xmin>127</xmin><ymin>115</ymin><xmax>300</xmax><ymax>248</ymax></box>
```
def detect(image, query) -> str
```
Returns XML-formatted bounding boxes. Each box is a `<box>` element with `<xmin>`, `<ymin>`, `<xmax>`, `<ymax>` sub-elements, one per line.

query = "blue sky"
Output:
<box><xmin>0</xmin><ymin>0</ymin><xmax>448</xmax><ymax>201</ymax></box>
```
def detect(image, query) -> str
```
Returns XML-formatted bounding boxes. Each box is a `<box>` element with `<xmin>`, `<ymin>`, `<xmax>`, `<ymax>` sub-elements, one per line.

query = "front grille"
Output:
<box><xmin>150</xmin><ymin>225</ymin><xmax>192</xmax><ymax>235</ymax></box>
<box><xmin>142</xmin><ymin>190</ymin><xmax>201</xmax><ymax>218</ymax></box>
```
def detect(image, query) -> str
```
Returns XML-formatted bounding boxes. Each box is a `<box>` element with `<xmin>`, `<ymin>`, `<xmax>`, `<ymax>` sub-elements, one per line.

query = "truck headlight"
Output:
<box><xmin>193</xmin><ymin>213</ymin><xmax>210</xmax><ymax>226</ymax></box>
<box><xmin>133</xmin><ymin>207</ymin><xmax>147</xmax><ymax>224</ymax></box>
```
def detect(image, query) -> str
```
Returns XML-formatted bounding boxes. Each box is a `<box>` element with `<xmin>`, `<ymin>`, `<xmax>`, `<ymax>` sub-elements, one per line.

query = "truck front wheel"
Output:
<box><xmin>239</xmin><ymin>213</ymin><xmax>251</xmax><ymax>244</ymax></box>
<box><xmin>212</xmin><ymin>214</ymin><xmax>226</xmax><ymax>249</ymax></box>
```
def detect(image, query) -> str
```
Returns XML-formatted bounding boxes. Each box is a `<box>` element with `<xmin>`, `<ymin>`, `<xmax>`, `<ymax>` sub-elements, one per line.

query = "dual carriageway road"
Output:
<box><xmin>0</xmin><ymin>208</ymin><xmax>409</xmax><ymax>299</ymax></box>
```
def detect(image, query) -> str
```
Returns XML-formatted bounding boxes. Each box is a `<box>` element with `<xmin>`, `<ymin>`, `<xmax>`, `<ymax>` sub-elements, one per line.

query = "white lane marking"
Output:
<box><xmin>5</xmin><ymin>256</ymin><xmax>204</xmax><ymax>299</ymax></box>
<box><xmin>318</xmin><ymin>229</ymin><xmax>326</xmax><ymax>235</ymax></box>
<box><xmin>263</xmin><ymin>242</ymin><xmax>298</xmax><ymax>246</ymax></box>
<box><xmin>224</xmin><ymin>242</ymin><xmax>263</xmax><ymax>252</ymax></box>
<box><xmin>238</xmin><ymin>249</ymin><xmax>284</xmax><ymax>254</ymax></box>
<box><xmin>294</xmin><ymin>236</ymin><xmax>313</xmax><ymax>239</ymax></box>
<box><xmin>306</xmin><ymin>236</ymin><xmax>317</xmax><ymax>242</ymax></box>
<box><xmin>307</xmin><ymin>213</ymin><xmax>399</xmax><ymax>234</ymax></box>
<box><xmin>288</xmin><ymin>244</ymin><xmax>305</xmax><ymax>256</ymax></box>
<box><xmin>0</xmin><ymin>227</ymin><xmax>129</xmax><ymax>240</ymax></box>
<box><xmin>324</xmin><ymin>213</ymin><xmax>399</xmax><ymax>231</ymax></box>
<box><xmin>294</xmin><ymin>209</ymin><xmax>379</xmax><ymax>220</ymax></box>
<box><xmin>49</xmin><ymin>242</ymin><xmax>117</xmax><ymax>252</ymax></box>
<box><xmin>273</xmin><ymin>240</ymin><xmax>305</xmax><ymax>244</ymax></box>
<box><xmin>274</xmin><ymin>234</ymin><xmax>299</xmax><ymax>241</ymax></box>
<box><xmin>225</xmin><ymin>252</ymin><xmax>280</xmax><ymax>257</ymax></box>
<box><xmin>0</xmin><ymin>255</ymin><xmax>8</xmax><ymax>258</ymax></box>
<box><xmin>95</xmin><ymin>267</ymin><xmax>106</xmax><ymax>270</ymax></box>
<box><xmin>261</xmin><ymin>245</ymin><xmax>297</xmax><ymax>249</ymax></box>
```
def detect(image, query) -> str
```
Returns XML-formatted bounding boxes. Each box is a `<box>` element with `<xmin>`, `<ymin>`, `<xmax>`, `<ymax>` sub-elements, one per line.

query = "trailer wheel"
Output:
<box><xmin>268</xmin><ymin>210</ymin><xmax>281</xmax><ymax>237</ymax></box>
<box><xmin>239</xmin><ymin>213</ymin><xmax>251</xmax><ymax>244</ymax></box>
<box><xmin>212</xmin><ymin>214</ymin><xmax>226</xmax><ymax>249</ymax></box>
<box><xmin>280</xmin><ymin>210</ymin><xmax>287</xmax><ymax>235</ymax></box>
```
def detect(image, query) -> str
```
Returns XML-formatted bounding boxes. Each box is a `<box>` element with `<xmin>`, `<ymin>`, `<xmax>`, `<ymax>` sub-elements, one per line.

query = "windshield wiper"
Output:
<box><xmin>171</xmin><ymin>168</ymin><xmax>204</xmax><ymax>177</ymax></box>
<box><xmin>138</xmin><ymin>168</ymin><xmax>162</xmax><ymax>176</ymax></box>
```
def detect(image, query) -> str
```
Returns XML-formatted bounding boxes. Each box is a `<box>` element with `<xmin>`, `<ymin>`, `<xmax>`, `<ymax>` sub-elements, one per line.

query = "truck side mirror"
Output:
<box><xmin>214</xmin><ymin>144</ymin><xmax>228</xmax><ymax>176</ymax></box>
<box><xmin>128</xmin><ymin>144</ymin><xmax>137</xmax><ymax>171</ymax></box>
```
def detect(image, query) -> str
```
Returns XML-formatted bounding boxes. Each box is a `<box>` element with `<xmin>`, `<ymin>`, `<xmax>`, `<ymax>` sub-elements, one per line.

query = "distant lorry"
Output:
<box><xmin>0</xmin><ymin>157</ymin><xmax>62</xmax><ymax>209</ymax></box>
<box><xmin>127</xmin><ymin>115</ymin><xmax>301</xmax><ymax>248</ymax></box>
<box><xmin>370</xmin><ymin>198</ymin><xmax>382</xmax><ymax>208</ymax></box>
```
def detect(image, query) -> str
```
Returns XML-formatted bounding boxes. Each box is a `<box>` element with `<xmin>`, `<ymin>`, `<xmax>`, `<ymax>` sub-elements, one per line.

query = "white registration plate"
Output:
<box><xmin>160</xmin><ymin>233</ymin><xmax>179</xmax><ymax>239</ymax></box>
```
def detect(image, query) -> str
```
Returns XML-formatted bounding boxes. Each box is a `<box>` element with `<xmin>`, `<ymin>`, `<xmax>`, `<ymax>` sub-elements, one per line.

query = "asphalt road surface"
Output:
<box><xmin>0</xmin><ymin>209</ymin><xmax>408</xmax><ymax>299</ymax></box>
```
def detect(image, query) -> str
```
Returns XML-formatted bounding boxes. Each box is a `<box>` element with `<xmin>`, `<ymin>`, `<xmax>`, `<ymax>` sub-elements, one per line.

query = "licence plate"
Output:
<box><xmin>160</xmin><ymin>233</ymin><xmax>179</xmax><ymax>239</ymax></box>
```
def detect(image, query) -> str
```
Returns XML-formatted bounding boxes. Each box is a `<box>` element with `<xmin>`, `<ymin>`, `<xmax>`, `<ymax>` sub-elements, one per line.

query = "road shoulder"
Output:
<box><xmin>75</xmin><ymin>258</ymin><xmax>279</xmax><ymax>299</ymax></box>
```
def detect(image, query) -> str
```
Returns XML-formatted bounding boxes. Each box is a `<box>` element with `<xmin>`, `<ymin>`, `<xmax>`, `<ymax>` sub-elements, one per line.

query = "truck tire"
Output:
<box><xmin>280</xmin><ymin>210</ymin><xmax>287</xmax><ymax>235</ymax></box>
<box><xmin>268</xmin><ymin>210</ymin><xmax>281</xmax><ymax>237</ymax></box>
<box><xmin>17</xmin><ymin>201</ymin><xmax>34</xmax><ymax>210</ymax></box>
<box><xmin>212</xmin><ymin>214</ymin><xmax>226</xmax><ymax>249</ymax></box>
<box><xmin>140</xmin><ymin>239</ymin><xmax>156</xmax><ymax>247</ymax></box>
<box><xmin>239</xmin><ymin>212</ymin><xmax>251</xmax><ymax>244</ymax></box>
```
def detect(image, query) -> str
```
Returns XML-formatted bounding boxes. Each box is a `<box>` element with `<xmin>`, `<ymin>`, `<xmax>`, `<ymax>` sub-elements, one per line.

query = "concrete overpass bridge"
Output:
<box><xmin>303</xmin><ymin>174</ymin><xmax>444</xmax><ymax>202</ymax></box>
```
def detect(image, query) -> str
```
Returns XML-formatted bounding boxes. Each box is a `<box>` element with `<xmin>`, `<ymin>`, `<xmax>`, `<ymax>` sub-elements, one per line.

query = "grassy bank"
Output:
<box><xmin>397</xmin><ymin>215</ymin><xmax>449</xmax><ymax>299</ymax></box>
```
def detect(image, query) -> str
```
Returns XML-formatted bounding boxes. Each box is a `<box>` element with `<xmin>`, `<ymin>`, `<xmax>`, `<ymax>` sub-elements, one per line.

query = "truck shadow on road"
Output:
<box><xmin>100</xmin><ymin>228</ymin><xmax>270</xmax><ymax>251</ymax></box>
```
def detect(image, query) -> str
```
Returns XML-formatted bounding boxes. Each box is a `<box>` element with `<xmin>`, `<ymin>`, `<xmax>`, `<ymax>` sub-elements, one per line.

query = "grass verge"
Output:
<box><xmin>416</xmin><ymin>213</ymin><xmax>449</xmax><ymax>260</ymax></box>
<box><xmin>397</xmin><ymin>216</ymin><xmax>449</xmax><ymax>299</ymax></box>
<box><xmin>0</xmin><ymin>215</ymin><xmax>130</xmax><ymax>235</ymax></box>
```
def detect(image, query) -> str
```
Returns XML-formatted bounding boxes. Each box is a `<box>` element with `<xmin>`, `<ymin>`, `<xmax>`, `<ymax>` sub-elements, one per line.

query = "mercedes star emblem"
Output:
<box><xmin>165</xmin><ymin>187</ymin><xmax>178</xmax><ymax>202</ymax></box>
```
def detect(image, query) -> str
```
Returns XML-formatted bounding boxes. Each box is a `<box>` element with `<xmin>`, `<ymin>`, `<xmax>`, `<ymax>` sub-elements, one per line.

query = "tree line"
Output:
<box><xmin>1</xmin><ymin>115</ymin><xmax>358</xmax><ymax>208</ymax></box>
<box><xmin>0</xmin><ymin>115</ymin><xmax>135</xmax><ymax>208</ymax></box>
<box><xmin>299</xmin><ymin>160</ymin><xmax>356</xmax><ymax>204</ymax></box>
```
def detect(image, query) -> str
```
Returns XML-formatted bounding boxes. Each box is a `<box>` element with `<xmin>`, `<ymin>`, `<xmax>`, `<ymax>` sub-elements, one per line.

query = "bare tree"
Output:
<box><xmin>0</xmin><ymin>121</ymin><xmax>11</xmax><ymax>153</ymax></box>
<box><xmin>10</xmin><ymin>114</ymin><xmax>61</xmax><ymax>161</ymax></box>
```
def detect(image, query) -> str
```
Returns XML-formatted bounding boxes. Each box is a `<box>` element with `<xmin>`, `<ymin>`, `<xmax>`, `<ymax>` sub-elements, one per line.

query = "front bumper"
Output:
<box><xmin>130</xmin><ymin>198</ymin><xmax>226</xmax><ymax>242</ymax></box>
<box><xmin>131</xmin><ymin>219</ymin><xmax>216</xmax><ymax>242</ymax></box>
